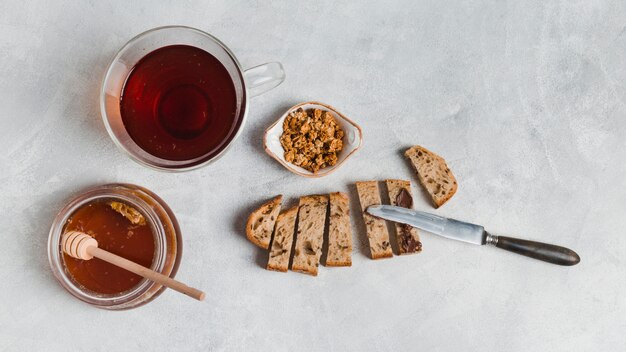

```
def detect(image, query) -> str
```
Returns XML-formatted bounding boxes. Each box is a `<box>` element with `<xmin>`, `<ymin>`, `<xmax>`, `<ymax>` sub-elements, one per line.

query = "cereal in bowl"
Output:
<box><xmin>280</xmin><ymin>108</ymin><xmax>344</xmax><ymax>173</ymax></box>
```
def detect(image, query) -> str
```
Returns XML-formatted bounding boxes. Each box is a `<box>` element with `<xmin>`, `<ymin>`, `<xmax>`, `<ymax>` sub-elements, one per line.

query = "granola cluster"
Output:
<box><xmin>280</xmin><ymin>108</ymin><xmax>344</xmax><ymax>173</ymax></box>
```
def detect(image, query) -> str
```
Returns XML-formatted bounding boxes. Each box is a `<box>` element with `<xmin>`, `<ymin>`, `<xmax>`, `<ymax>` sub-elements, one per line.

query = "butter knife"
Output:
<box><xmin>366</xmin><ymin>205</ymin><xmax>580</xmax><ymax>266</ymax></box>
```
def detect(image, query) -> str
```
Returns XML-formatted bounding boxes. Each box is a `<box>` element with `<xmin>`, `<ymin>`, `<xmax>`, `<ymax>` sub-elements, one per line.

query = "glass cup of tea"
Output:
<box><xmin>100</xmin><ymin>26</ymin><xmax>285</xmax><ymax>171</ymax></box>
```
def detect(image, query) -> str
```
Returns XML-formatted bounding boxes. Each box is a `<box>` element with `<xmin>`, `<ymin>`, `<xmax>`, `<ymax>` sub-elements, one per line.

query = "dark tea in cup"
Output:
<box><xmin>101</xmin><ymin>26</ymin><xmax>284</xmax><ymax>171</ymax></box>
<box><xmin>120</xmin><ymin>45</ymin><xmax>239</xmax><ymax>161</ymax></box>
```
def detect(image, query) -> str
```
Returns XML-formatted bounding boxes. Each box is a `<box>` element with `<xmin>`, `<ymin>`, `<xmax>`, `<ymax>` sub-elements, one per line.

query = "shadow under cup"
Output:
<box><xmin>101</xmin><ymin>26</ymin><xmax>284</xmax><ymax>171</ymax></box>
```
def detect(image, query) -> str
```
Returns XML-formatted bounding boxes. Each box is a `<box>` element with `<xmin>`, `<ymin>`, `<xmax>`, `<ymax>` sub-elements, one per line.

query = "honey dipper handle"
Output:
<box><xmin>88</xmin><ymin>247</ymin><xmax>206</xmax><ymax>301</ymax></box>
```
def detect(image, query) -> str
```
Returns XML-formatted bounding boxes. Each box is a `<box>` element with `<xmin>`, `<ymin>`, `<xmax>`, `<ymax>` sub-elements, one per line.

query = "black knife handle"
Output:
<box><xmin>485</xmin><ymin>232</ymin><xmax>580</xmax><ymax>266</ymax></box>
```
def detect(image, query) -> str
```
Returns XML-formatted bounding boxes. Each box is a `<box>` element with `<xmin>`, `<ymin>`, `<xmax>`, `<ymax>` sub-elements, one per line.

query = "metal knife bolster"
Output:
<box><xmin>366</xmin><ymin>205</ymin><xmax>487</xmax><ymax>245</ymax></box>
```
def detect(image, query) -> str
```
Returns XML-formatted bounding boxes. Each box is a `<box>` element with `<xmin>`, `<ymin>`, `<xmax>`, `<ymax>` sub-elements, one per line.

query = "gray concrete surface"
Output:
<box><xmin>0</xmin><ymin>1</ymin><xmax>624</xmax><ymax>351</ymax></box>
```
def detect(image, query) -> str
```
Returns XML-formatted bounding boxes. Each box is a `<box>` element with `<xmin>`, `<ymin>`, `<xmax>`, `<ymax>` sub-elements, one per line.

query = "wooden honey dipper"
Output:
<box><xmin>62</xmin><ymin>231</ymin><xmax>205</xmax><ymax>301</ymax></box>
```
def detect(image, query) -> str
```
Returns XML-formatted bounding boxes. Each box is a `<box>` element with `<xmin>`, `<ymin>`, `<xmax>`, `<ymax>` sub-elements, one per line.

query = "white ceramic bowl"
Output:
<box><xmin>264</xmin><ymin>102</ymin><xmax>363</xmax><ymax>178</ymax></box>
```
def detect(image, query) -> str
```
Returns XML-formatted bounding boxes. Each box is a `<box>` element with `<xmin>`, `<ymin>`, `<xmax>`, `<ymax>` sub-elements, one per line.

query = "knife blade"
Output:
<box><xmin>366</xmin><ymin>204</ymin><xmax>485</xmax><ymax>245</ymax></box>
<box><xmin>366</xmin><ymin>205</ymin><xmax>580</xmax><ymax>266</ymax></box>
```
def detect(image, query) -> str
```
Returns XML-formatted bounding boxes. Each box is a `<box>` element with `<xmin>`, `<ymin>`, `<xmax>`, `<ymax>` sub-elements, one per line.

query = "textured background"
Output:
<box><xmin>1</xmin><ymin>1</ymin><xmax>625</xmax><ymax>351</ymax></box>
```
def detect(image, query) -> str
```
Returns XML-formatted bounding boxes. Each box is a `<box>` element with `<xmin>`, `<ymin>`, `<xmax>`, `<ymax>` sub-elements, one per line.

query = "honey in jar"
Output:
<box><xmin>62</xmin><ymin>199</ymin><xmax>155</xmax><ymax>295</ymax></box>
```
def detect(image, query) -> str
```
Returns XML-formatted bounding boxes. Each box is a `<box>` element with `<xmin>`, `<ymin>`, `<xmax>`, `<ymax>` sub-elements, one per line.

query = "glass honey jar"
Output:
<box><xmin>48</xmin><ymin>184</ymin><xmax>182</xmax><ymax>309</ymax></box>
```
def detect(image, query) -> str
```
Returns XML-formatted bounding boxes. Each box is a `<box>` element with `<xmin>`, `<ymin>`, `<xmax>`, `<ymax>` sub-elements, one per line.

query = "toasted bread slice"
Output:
<box><xmin>292</xmin><ymin>195</ymin><xmax>328</xmax><ymax>276</ymax></box>
<box><xmin>326</xmin><ymin>192</ymin><xmax>353</xmax><ymax>267</ymax></box>
<box><xmin>404</xmin><ymin>145</ymin><xmax>457</xmax><ymax>208</ymax></box>
<box><xmin>267</xmin><ymin>206</ymin><xmax>298</xmax><ymax>272</ymax></box>
<box><xmin>385</xmin><ymin>180</ymin><xmax>422</xmax><ymax>255</ymax></box>
<box><xmin>246</xmin><ymin>195</ymin><xmax>282</xmax><ymax>249</ymax></box>
<box><xmin>355</xmin><ymin>181</ymin><xmax>393</xmax><ymax>259</ymax></box>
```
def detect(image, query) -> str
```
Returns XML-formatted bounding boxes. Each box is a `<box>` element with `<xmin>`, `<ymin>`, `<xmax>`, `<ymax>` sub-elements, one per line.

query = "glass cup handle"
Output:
<box><xmin>243</xmin><ymin>62</ymin><xmax>286</xmax><ymax>97</ymax></box>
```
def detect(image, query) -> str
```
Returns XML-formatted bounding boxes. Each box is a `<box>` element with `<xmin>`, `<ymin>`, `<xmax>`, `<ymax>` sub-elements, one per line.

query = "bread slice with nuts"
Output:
<box><xmin>355</xmin><ymin>181</ymin><xmax>393</xmax><ymax>259</ymax></box>
<box><xmin>246</xmin><ymin>195</ymin><xmax>282</xmax><ymax>249</ymax></box>
<box><xmin>385</xmin><ymin>180</ymin><xmax>422</xmax><ymax>255</ymax></box>
<box><xmin>292</xmin><ymin>195</ymin><xmax>328</xmax><ymax>276</ymax></box>
<box><xmin>267</xmin><ymin>206</ymin><xmax>298</xmax><ymax>272</ymax></box>
<box><xmin>326</xmin><ymin>192</ymin><xmax>353</xmax><ymax>267</ymax></box>
<box><xmin>404</xmin><ymin>145</ymin><xmax>457</xmax><ymax>208</ymax></box>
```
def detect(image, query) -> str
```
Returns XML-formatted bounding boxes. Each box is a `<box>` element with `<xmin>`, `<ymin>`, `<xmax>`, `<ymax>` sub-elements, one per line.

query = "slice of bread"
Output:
<box><xmin>355</xmin><ymin>181</ymin><xmax>393</xmax><ymax>259</ymax></box>
<box><xmin>267</xmin><ymin>206</ymin><xmax>298</xmax><ymax>272</ymax></box>
<box><xmin>385</xmin><ymin>180</ymin><xmax>422</xmax><ymax>255</ymax></box>
<box><xmin>292</xmin><ymin>195</ymin><xmax>328</xmax><ymax>276</ymax></box>
<box><xmin>246</xmin><ymin>195</ymin><xmax>282</xmax><ymax>249</ymax></box>
<box><xmin>404</xmin><ymin>145</ymin><xmax>457</xmax><ymax>208</ymax></box>
<box><xmin>326</xmin><ymin>192</ymin><xmax>352</xmax><ymax>267</ymax></box>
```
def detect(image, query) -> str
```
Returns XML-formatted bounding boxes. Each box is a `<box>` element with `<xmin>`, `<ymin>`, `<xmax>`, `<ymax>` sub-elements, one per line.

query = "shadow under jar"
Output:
<box><xmin>101</xmin><ymin>26</ymin><xmax>285</xmax><ymax>171</ymax></box>
<box><xmin>48</xmin><ymin>184</ymin><xmax>182</xmax><ymax>310</ymax></box>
